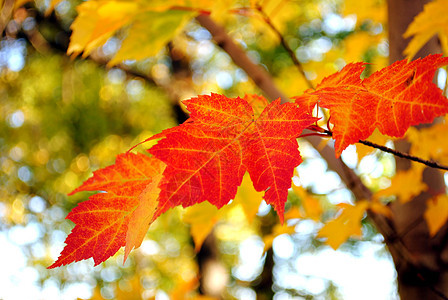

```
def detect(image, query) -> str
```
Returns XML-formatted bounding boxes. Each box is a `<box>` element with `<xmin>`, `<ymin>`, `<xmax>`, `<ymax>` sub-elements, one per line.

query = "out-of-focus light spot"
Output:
<box><xmin>327</xmin><ymin>188</ymin><xmax>353</xmax><ymax>204</ymax></box>
<box><xmin>12</xmin><ymin>198</ymin><xmax>24</xmax><ymax>216</ymax></box>
<box><xmin>216</xmin><ymin>71</ymin><xmax>233</xmax><ymax>89</ymax></box>
<box><xmin>22</xmin><ymin>17</ymin><xmax>36</xmax><ymax>31</ymax></box>
<box><xmin>49</xmin><ymin>207</ymin><xmax>65</xmax><ymax>221</ymax></box>
<box><xmin>151</xmin><ymin>63</ymin><xmax>170</xmax><ymax>81</ymax></box>
<box><xmin>52</xmin><ymin>158</ymin><xmax>66</xmax><ymax>173</ymax></box>
<box><xmin>155</xmin><ymin>290</ymin><xmax>169</xmax><ymax>300</ymax></box>
<box><xmin>294</xmin><ymin>245</ymin><xmax>397</xmax><ymax>300</ymax></box>
<box><xmin>235</xmin><ymin>68</ymin><xmax>248</xmax><ymax>82</ymax></box>
<box><xmin>1</xmin><ymin>157</ymin><xmax>15</xmax><ymax>175</ymax></box>
<box><xmin>100</xmin><ymin>86</ymin><xmax>114</xmax><ymax>101</ymax></box>
<box><xmin>64</xmin><ymin>171</ymin><xmax>78</xmax><ymax>189</ymax></box>
<box><xmin>55</xmin><ymin>0</ymin><xmax>71</xmax><ymax>15</ymax></box>
<box><xmin>8</xmin><ymin>109</ymin><xmax>25</xmax><ymax>128</ymax></box>
<box><xmin>0</xmin><ymin>202</ymin><xmax>7</xmax><ymax>219</ymax></box>
<box><xmin>233</xmin><ymin>237</ymin><xmax>264</xmax><ymax>281</ymax></box>
<box><xmin>102</xmin><ymin>38</ymin><xmax>120</xmax><ymax>56</ymax></box>
<box><xmin>257</xmin><ymin>200</ymin><xmax>271</xmax><ymax>216</ymax></box>
<box><xmin>108</xmin><ymin>68</ymin><xmax>125</xmax><ymax>84</ymax></box>
<box><xmin>8</xmin><ymin>222</ymin><xmax>42</xmax><ymax>245</ymax></box>
<box><xmin>378</xmin><ymin>39</ymin><xmax>389</xmax><ymax>57</ymax></box>
<box><xmin>101</xmin><ymin>285</ymin><xmax>115</xmax><ymax>299</ymax></box>
<box><xmin>34</xmin><ymin>149</ymin><xmax>49</xmax><ymax>165</ymax></box>
<box><xmin>295</xmin><ymin>219</ymin><xmax>316</xmax><ymax>235</ymax></box>
<box><xmin>63</xmin><ymin>283</ymin><xmax>92</xmax><ymax>300</ymax></box>
<box><xmin>190</xmin><ymin>28</ymin><xmax>212</xmax><ymax>40</ymax></box>
<box><xmin>76</xmin><ymin>155</ymin><xmax>90</xmax><ymax>172</ymax></box>
<box><xmin>101</xmin><ymin>267</ymin><xmax>120</xmax><ymax>282</ymax></box>
<box><xmin>341</xmin><ymin>145</ymin><xmax>358</xmax><ymax>168</ymax></box>
<box><xmin>9</xmin><ymin>146</ymin><xmax>24</xmax><ymax>161</ymax></box>
<box><xmin>140</xmin><ymin>239</ymin><xmax>160</xmax><ymax>256</ymax></box>
<box><xmin>323</xmin><ymin>13</ymin><xmax>351</xmax><ymax>35</ymax></box>
<box><xmin>438</xmin><ymin>68</ymin><xmax>447</xmax><ymax>90</ymax></box>
<box><xmin>126</xmin><ymin>79</ymin><xmax>144</xmax><ymax>99</ymax></box>
<box><xmin>233</xmin><ymin>287</ymin><xmax>256</xmax><ymax>300</ymax></box>
<box><xmin>18</xmin><ymin>166</ymin><xmax>32</xmax><ymax>182</ymax></box>
<box><xmin>7</xmin><ymin>52</ymin><xmax>24</xmax><ymax>71</ymax></box>
<box><xmin>273</xmin><ymin>234</ymin><xmax>294</xmax><ymax>259</ymax></box>
<box><xmin>197</xmin><ymin>40</ymin><xmax>214</xmax><ymax>58</ymax></box>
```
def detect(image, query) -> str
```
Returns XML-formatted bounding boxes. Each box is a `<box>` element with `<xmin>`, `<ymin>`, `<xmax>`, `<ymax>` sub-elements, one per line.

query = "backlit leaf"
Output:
<box><xmin>49</xmin><ymin>153</ymin><xmax>163</xmax><ymax>268</ymax></box>
<box><xmin>150</xmin><ymin>94</ymin><xmax>316</xmax><ymax>222</ymax></box>
<box><xmin>294</xmin><ymin>55</ymin><xmax>448</xmax><ymax>156</ymax></box>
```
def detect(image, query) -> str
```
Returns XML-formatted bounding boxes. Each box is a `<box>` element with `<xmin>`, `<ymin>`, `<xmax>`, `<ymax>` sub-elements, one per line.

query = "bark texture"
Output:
<box><xmin>388</xmin><ymin>1</ymin><xmax>448</xmax><ymax>299</ymax></box>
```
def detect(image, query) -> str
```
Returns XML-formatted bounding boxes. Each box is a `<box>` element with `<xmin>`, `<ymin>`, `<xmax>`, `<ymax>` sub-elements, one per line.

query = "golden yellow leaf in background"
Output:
<box><xmin>343</xmin><ymin>0</ymin><xmax>386</xmax><ymax>24</ymax></box>
<box><xmin>424</xmin><ymin>195</ymin><xmax>448</xmax><ymax>236</ymax></box>
<box><xmin>407</xmin><ymin>122</ymin><xmax>448</xmax><ymax>165</ymax></box>
<box><xmin>291</xmin><ymin>184</ymin><xmax>322</xmax><ymax>221</ymax></box>
<box><xmin>317</xmin><ymin>201</ymin><xmax>369</xmax><ymax>250</ymax></box>
<box><xmin>183</xmin><ymin>201</ymin><xmax>221</xmax><ymax>252</ymax></box>
<box><xmin>355</xmin><ymin>129</ymin><xmax>390</xmax><ymax>160</ymax></box>
<box><xmin>404</xmin><ymin>0</ymin><xmax>448</xmax><ymax>59</ymax></box>
<box><xmin>183</xmin><ymin>173</ymin><xmax>263</xmax><ymax>251</ymax></box>
<box><xmin>375</xmin><ymin>165</ymin><xmax>427</xmax><ymax>203</ymax></box>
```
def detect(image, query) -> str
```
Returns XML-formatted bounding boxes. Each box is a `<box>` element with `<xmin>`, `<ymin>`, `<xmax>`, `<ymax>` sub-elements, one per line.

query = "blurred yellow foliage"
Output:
<box><xmin>424</xmin><ymin>195</ymin><xmax>448</xmax><ymax>237</ymax></box>
<box><xmin>375</xmin><ymin>164</ymin><xmax>427</xmax><ymax>203</ymax></box>
<box><xmin>317</xmin><ymin>201</ymin><xmax>369</xmax><ymax>250</ymax></box>
<box><xmin>404</xmin><ymin>0</ymin><xmax>448</xmax><ymax>59</ymax></box>
<box><xmin>343</xmin><ymin>0</ymin><xmax>386</xmax><ymax>24</ymax></box>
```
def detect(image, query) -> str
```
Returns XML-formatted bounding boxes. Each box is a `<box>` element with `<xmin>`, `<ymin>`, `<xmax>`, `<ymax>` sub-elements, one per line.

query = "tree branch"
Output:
<box><xmin>359</xmin><ymin>139</ymin><xmax>448</xmax><ymax>171</ymax></box>
<box><xmin>254</xmin><ymin>4</ymin><xmax>314</xmax><ymax>90</ymax></box>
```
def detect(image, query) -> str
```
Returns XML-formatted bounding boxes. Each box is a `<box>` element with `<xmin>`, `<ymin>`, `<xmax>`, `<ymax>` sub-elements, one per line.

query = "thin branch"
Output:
<box><xmin>255</xmin><ymin>4</ymin><xmax>314</xmax><ymax>90</ymax></box>
<box><xmin>359</xmin><ymin>139</ymin><xmax>448</xmax><ymax>171</ymax></box>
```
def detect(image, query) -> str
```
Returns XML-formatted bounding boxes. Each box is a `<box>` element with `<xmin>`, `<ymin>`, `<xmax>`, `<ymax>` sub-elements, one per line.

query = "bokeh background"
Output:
<box><xmin>2</xmin><ymin>0</ymin><xmax>436</xmax><ymax>299</ymax></box>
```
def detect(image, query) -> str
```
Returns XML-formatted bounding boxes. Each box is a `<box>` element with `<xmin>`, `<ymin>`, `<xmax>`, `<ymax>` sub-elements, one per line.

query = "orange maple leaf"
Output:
<box><xmin>150</xmin><ymin>94</ymin><xmax>316</xmax><ymax>222</ymax></box>
<box><xmin>49</xmin><ymin>153</ymin><xmax>165</xmax><ymax>268</ymax></box>
<box><xmin>294</xmin><ymin>54</ymin><xmax>448</xmax><ymax>156</ymax></box>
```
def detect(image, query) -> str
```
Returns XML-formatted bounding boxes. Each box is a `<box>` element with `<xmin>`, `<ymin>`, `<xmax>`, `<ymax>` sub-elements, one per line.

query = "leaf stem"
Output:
<box><xmin>358</xmin><ymin>139</ymin><xmax>448</xmax><ymax>171</ymax></box>
<box><xmin>255</xmin><ymin>5</ymin><xmax>315</xmax><ymax>90</ymax></box>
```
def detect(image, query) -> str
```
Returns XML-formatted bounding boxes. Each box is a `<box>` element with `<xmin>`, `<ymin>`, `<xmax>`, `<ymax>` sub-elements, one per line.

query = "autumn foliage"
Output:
<box><xmin>50</xmin><ymin>54</ymin><xmax>448</xmax><ymax>268</ymax></box>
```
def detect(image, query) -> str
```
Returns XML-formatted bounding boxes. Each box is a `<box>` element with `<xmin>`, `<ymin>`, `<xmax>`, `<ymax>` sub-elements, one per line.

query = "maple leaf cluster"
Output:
<box><xmin>50</xmin><ymin>54</ymin><xmax>448</xmax><ymax>268</ymax></box>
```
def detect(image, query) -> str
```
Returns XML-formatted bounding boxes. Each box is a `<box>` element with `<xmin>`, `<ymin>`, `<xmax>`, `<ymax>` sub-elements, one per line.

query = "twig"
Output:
<box><xmin>358</xmin><ymin>139</ymin><xmax>448</xmax><ymax>171</ymax></box>
<box><xmin>255</xmin><ymin>4</ymin><xmax>314</xmax><ymax>90</ymax></box>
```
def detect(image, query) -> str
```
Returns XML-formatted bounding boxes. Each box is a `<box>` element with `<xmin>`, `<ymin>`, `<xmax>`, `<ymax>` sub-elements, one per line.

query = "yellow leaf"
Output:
<box><xmin>407</xmin><ymin>122</ymin><xmax>448</xmax><ymax>165</ymax></box>
<box><xmin>292</xmin><ymin>184</ymin><xmax>322</xmax><ymax>221</ymax></box>
<box><xmin>125</xmin><ymin>162</ymin><xmax>166</xmax><ymax>261</ymax></box>
<box><xmin>375</xmin><ymin>164</ymin><xmax>427</xmax><ymax>203</ymax></box>
<box><xmin>356</xmin><ymin>129</ymin><xmax>390</xmax><ymax>160</ymax></box>
<box><xmin>424</xmin><ymin>195</ymin><xmax>448</xmax><ymax>236</ymax></box>
<box><xmin>404</xmin><ymin>0</ymin><xmax>448</xmax><ymax>59</ymax></box>
<box><xmin>317</xmin><ymin>201</ymin><xmax>369</xmax><ymax>250</ymax></box>
<box><xmin>183</xmin><ymin>201</ymin><xmax>221</xmax><ymax>251</ymax></box>
<box><xmin>68</xmin><ymin>1</ymin><xmax>139</xmax><ymax>57</ymax></box>
<box><xmin>108</xmin><ymin>10</ymin><xmax>195</xmax><ymax>66</ymax></box>
<box><xmin>233</xmin><ymin>173</ymin><xmax>264</xmax><ymax>223</ymax></box>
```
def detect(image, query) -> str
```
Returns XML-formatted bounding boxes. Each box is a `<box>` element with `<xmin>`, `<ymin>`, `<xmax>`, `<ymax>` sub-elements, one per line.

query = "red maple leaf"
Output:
<box><xmin>294</xmin><ymin>54</ymin><xmax>448</xmax><ymax>156</ymax></box>
<box><xmin>48</xmin><ymin>153</ymin><xmax>165</xmax><ymax>268</ymax></box>
<box><xmin>149</xmin><ymin>94</ymin><xmax>316</xmax><ymax>222</ymax></box>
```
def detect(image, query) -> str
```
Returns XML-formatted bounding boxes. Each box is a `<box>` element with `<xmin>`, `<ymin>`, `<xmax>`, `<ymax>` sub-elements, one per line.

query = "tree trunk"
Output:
<box><xmin>387</xmin><ymin>1</ymin><xmax>448</xmax><ymax>299</ymax></box>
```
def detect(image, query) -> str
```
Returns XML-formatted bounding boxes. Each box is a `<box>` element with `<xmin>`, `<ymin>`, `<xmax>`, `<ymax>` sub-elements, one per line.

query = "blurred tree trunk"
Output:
<box><xmin>388</xmin><ymin>1</ymin><xmax>448</xmax><ymax>299</ymax></box>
